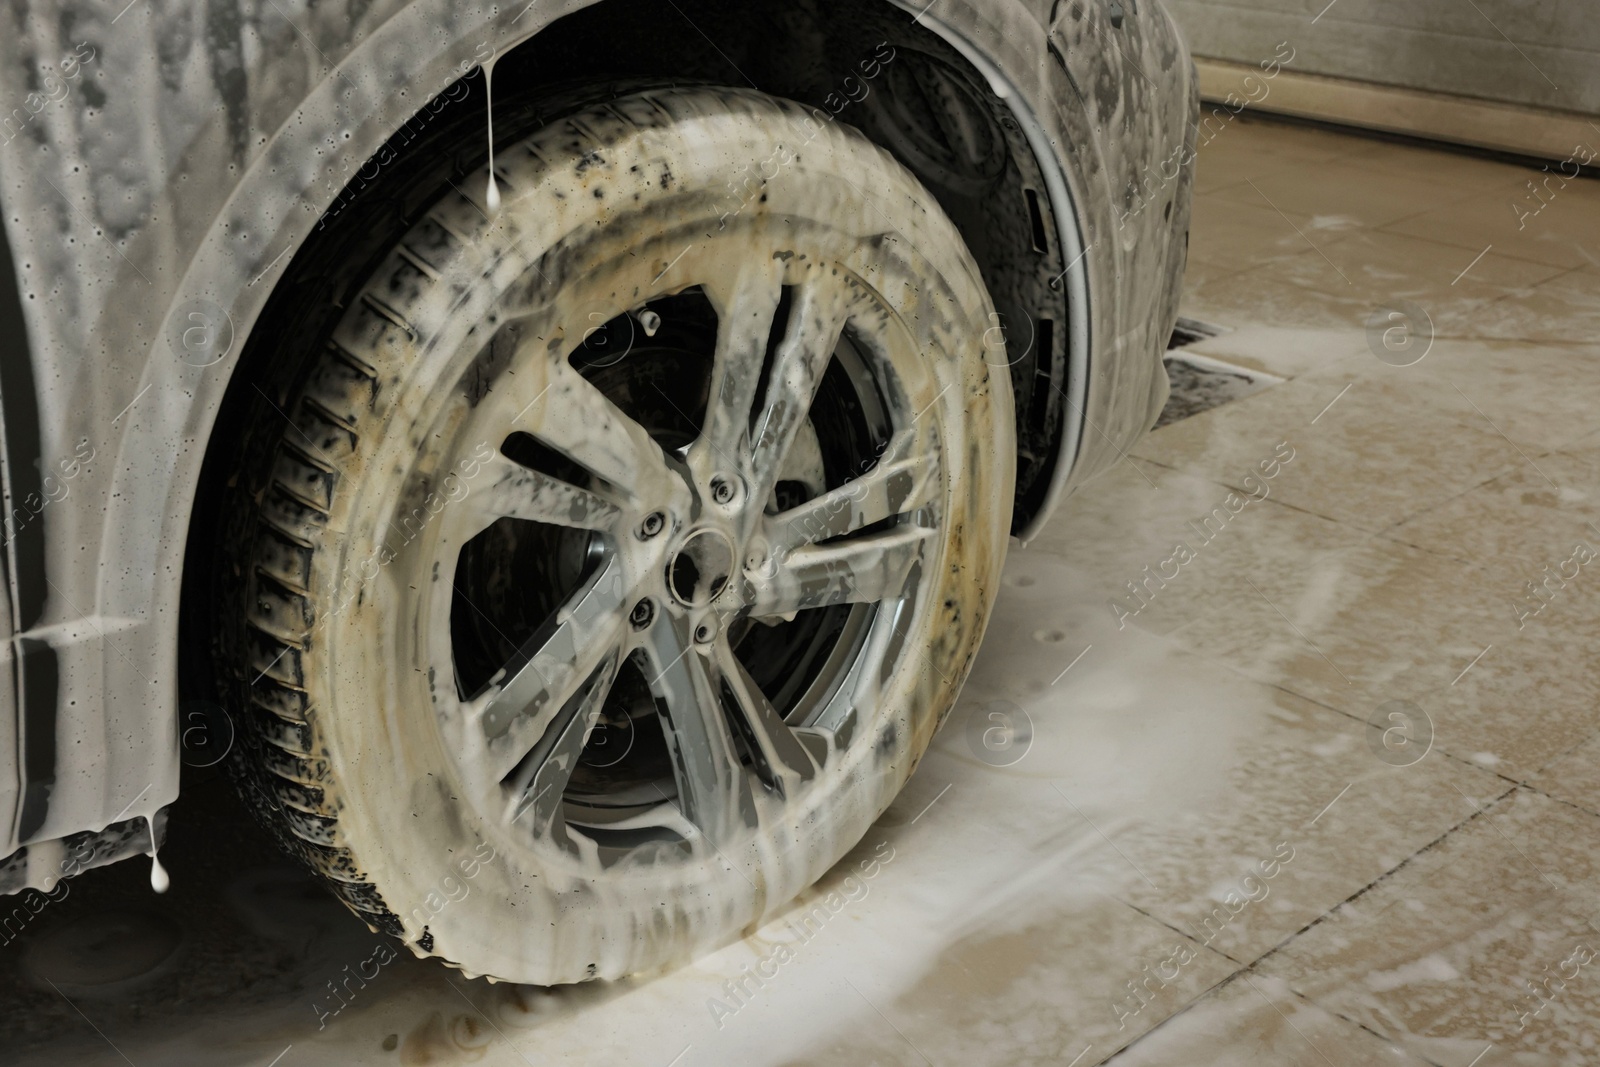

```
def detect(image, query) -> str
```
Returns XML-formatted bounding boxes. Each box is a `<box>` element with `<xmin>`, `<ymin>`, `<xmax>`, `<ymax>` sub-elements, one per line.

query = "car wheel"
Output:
<box><xmin>218</xmin><ymin>85</ymin><xmax>1013</xmax><ymax>983</ymax></box>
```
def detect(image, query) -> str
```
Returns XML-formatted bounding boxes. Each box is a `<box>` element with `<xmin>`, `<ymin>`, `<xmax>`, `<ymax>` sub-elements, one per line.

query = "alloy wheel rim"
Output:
<box><xmin>401</xmin><ymin>235</ymin><xmax>947</xmax><ymax>870</ymax></box>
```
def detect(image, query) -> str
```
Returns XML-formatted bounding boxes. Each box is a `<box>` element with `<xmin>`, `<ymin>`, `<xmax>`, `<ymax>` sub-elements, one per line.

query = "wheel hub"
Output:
<box><xmin>667</xmin><ymin>526</ymin><xmax>736</xmax><ymax>609</ymax></box>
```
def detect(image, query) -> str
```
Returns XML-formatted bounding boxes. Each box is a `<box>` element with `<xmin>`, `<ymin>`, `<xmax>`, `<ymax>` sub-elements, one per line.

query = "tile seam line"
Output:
<box><xmin>1373</xmin><ymin>469</ymin><xmax>1514</xmax><ymax>536</ymax></box>
<box><xmin>1523</xmin><ymin>261</ymin><xmax>1600</xmax><ymax>289</ymax></box>
<box><xmin>1225</xmin><ymin>671</ymin><xmax>1592</xmax><ymax>799</ymax></box>
<box><xmin>1368</xmin><ymin>530</ymin><xmax>1481</xmax><ymax>567</ymax></box>
<box><xmin>1207</xmin><ymin>179</ymin><xmax>1481</xmax><ymax>228</ymax></box>
<box><xmin>1244</xmin><ymin>792</ymin><xmax>1588</xmax><ymax>1067</ymax></box>
<box><xmin>1124</xmin><ymin>454</ymin><xmax>1351</xmax><ymax>527</ymax></box>
<box><xmin>1100</xmin><ymin>793</ymin><xmax>1514</xmax><ymax>1058</ymax></box>
<box><xmin>1239</xmin><ymin>801</ymin><xmax>1502</xmax><ymax>977</ymax></box>
<box><xmin>1434</xmin><ymin>331</ymin><xmax>1600</xmax><ymax>347</ymax></box>
<box><xmin>1366</xmin><ymin>220</ymin><xmax>1586</xmax><ymax>272</ymax></box>
<box><xmin>1276</xmin><ymin>982</ymin><xmax>1456</xmax><ymax>1067</ymax></box>
<box><xmin>1508</xmin><ymin>779</ymin><xmax>1600</xmax><ymax>826</ymax></box>
<box><xmin>1287</xmin><ymin>207</ymin><xmax>1542</xmax><ymax>264</ymax></box>
<box><xmin>1095</xmin><ymin>965</ymin><xmax>1255</xmax><ymax>1067</ymax></box>
<box><xmin>1520</xmin><ymin>727</ymin><xmax>1600</xmax><ymax>782</ymax></box>
<box><xmin>1095</xmin><ymin>962</ymin><xmax>1433</xmax><ymax>1067</ymax></box>
<box><xmin>1146</xmin><ymin>421</ymin><xmax>1530</xmax><ymax>511</ymax></box>
<box><xmin>1122</xmin><ymin>462</ymin><xmax>1359</xmax><ymax>530</ymax></box>
<box><xmin>1219</xmin><ymin>666</ymin><xmax>1575</xmax><ymax>778</ymax></box>
<box><xmin>1117</xmin><ymin>896</ymin><xmax>1252</xmax><ymax>969</ymax></box>
<box><xmin>1373</xmin><ymin>459</ymin><xmax>1542</xmax><ymax>540</ymax></box>
<box><xmin>1431</xmin><ymin>748</ymin><xmax>1545</xmax><ymax>794</ymax></box>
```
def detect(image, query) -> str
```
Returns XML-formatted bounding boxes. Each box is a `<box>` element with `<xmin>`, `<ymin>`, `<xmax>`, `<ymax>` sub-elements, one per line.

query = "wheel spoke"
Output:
<box><xmin>475</xmin><ymin>556</ymin><xmax>629</xmax><ymax>784</ymax></box>
<box><xmin>767</xmin><ymin>429</ymin><xmax>934</xmax><ymax>554</ymax></box>
<box><xmin>747</xmin><ymin>526</ymin><xmax>931</xmax><ymax>617</ymax></box>
<box><xmin>747</xmin><ymin>277</ymin><xmax>850</xmax><ymax>513</ymax></box>
<box><xmin>512</xmin><ymin>359</ymin><xmax>673</xmax><ymax>505</ymax></box>
<box><xmin>639</xmin><ymin>615</ymin><xmax>756</xmax><ymax>845</ymax></box>
<box><xmin>464</xmin><ymin>451</ymin><xmax>623</xmax><ymax>534</ymax></box>
<box><xmin>504</xmin><ymin>651</ymin><xmax>621</xmax><ymax>839</ymax></box>
<box><xmin>700</xmin><ymin>261</ymin><xmax>785</xmax><ymax>468</ymax></box>
<box><xmin>713</xmin><ymin>642</ymin><xmax>818</xmax><ymax>794</ymax></box>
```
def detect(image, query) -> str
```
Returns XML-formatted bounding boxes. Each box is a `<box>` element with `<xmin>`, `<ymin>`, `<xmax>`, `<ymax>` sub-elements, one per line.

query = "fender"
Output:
<box><xmin>889</xmin><ymin>0</ymin><xmax>1195</xmax><ymax>536</ymax></box>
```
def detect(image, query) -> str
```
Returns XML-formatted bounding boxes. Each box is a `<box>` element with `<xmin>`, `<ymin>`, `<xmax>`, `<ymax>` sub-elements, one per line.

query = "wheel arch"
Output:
<box><xmin>180</xmin><ymin>0</ymin><xmax>1107</xmax><ymax>745</ymax></box>
<box><xmin>178</xmin><ymin>0</ymin><xmax>1102</xmax><ymax>583</ymax></box>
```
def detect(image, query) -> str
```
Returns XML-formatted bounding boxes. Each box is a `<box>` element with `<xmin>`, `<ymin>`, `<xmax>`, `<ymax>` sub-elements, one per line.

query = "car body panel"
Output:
<box><xmin>0</xmin><ymin>0</ymin><xmax>1194</xmax><ymax>885</ymax></box>
<box><xmin>904</xmin><ymin>0</ymin><xmax>1195</xmax><ymax>535</ymax></box>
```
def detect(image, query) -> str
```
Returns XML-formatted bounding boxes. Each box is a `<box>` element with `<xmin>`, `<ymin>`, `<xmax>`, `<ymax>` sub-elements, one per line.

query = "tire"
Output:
<box><xmin>217</xmin><ymin>85</ymin><xmax>1013</xmax><ymax>984</ymax></box>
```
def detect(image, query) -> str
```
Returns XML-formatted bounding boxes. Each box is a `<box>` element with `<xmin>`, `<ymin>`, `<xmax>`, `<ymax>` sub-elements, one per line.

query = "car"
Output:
<box><xmin>0</xmin><ymin>0</ymin><xmax>1195</xmax><ymax>983</ymax></box>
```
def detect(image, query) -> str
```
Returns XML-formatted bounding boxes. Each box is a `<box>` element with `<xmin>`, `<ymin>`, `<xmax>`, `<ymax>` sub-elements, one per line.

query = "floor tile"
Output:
<box><xmin>1025</xmin><ymin>459</ymin><xmax>1365</xmax><ymax>638</ymax></box>
<box><xmin>1415</xmin><ymin>613</ymin><xmax>1600</xmax><ymax>784</ymax></box>
<box><xmin>1527</xmin><ymin>735</ymin><xmax>1600</xmax><ymax>819</ymax></box>
<box><xmin>1132</xmin><ymin>369</ymin><xmax>1525</xmax><ymax>533</ymax></box>
<box><xmin>1209</xmin><ymin>158</ymin><xmax>1481</xmax><ymax>230</ymax></box>
<box><xmin>1185</xmin><ymin>197</ymin><xmax>1328</xmax><ymax>274</ymax></box>
<box><xmin>1095</xmin><ymin>680</ymin><xmax>1503</xmax><ymax>969</ymax></box>
<box><xmin>1387</xmin><ymin>445</ymin><xmax>1600</xmax><ymax>569</ymax></box>
<box><xmin>958</xmin><ymin>554</ymin><xmax>1506</xmax><ymax>979</ymax></box>
<box><xmin>1178</xmin><ymin>323</ymin><xmax>1371</xmax><ymax>381</ymax></box>
<box><xmin>1138</xmin><ymin>497</ymin><xmax>1600</xmax><ymax>786</ymax></box>
<box><xmin>1180</xmin><ymin>263</ymin><xmax>1373</xmax><ymax>334</ymax></box>
<box><xmin>1191</xmin><ymin>116</ymin><xmax>1362</xmax><ymax>195</ymax></box>
<box><xmin>1294</xmin><ymin>339</ymin><xmax>1600</xmax><ymax>454</ymax></box>
<box><xmin>1258</xmin><ymin>789</ymin><xmax>1600</xmax><ymax>1067</ymax></box>
<box><xmin>1210</xmin><ymin>117</ymin><xmax>1366</xmax><ymax>165</ymax></box>
<box><xmin>1262</xmin><ymin>229</ymin><xmax>1567</xmax><ymax>314</ymax></box>
<box><xmin>857</xmin><ymin>891</ymin><xmax>1238</xmax><ymax>1067</ymax></box>
<box><xmin>1454</xmin><ymin>266</ymin><xmax>1600</xmax><ymax>344</ymax></box>
<box><xmin>1106</xmin><ymin>973</ymin><xmax>1436</xmax><ymax>1067</ymax></box>
<box><xmin>1382</xmin><ymin>180</ymin><xmax>1600</xmax><ymax>271</ymax></box>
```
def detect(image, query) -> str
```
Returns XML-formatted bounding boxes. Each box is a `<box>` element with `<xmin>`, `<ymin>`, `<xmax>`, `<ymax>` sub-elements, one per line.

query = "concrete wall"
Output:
<box><xmin>1166</xmin><ymin>0</ymin><xmax>1600</xmax><ymax>116</ymax></box>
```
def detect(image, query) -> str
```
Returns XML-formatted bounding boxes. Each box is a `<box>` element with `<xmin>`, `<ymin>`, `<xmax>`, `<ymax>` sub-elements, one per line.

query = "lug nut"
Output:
<box><xmin>630</xmin><ymin>599</ymin><xmax>655</xmax><ymax>630</ymax></box>
<box><xmin>745</xmin><ymin>537</ymin><xmax>769</xmax><ymax>569</ymax></box>
<box><xmin>710</xmin><ymin>477</ymin><xmax>736</xmax><ymax>505</ymax></box>
<box><xmin>638</xmin><ymin>512</ymin><xmax>665</xmax><ymax>539</ymax></box>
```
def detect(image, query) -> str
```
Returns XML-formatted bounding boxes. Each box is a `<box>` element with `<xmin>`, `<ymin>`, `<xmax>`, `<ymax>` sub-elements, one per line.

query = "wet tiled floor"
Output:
<box><xmin>8</xmin><ymin>118</ymin><xmax>1600</xmax><ymax>1066</ymax></box>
